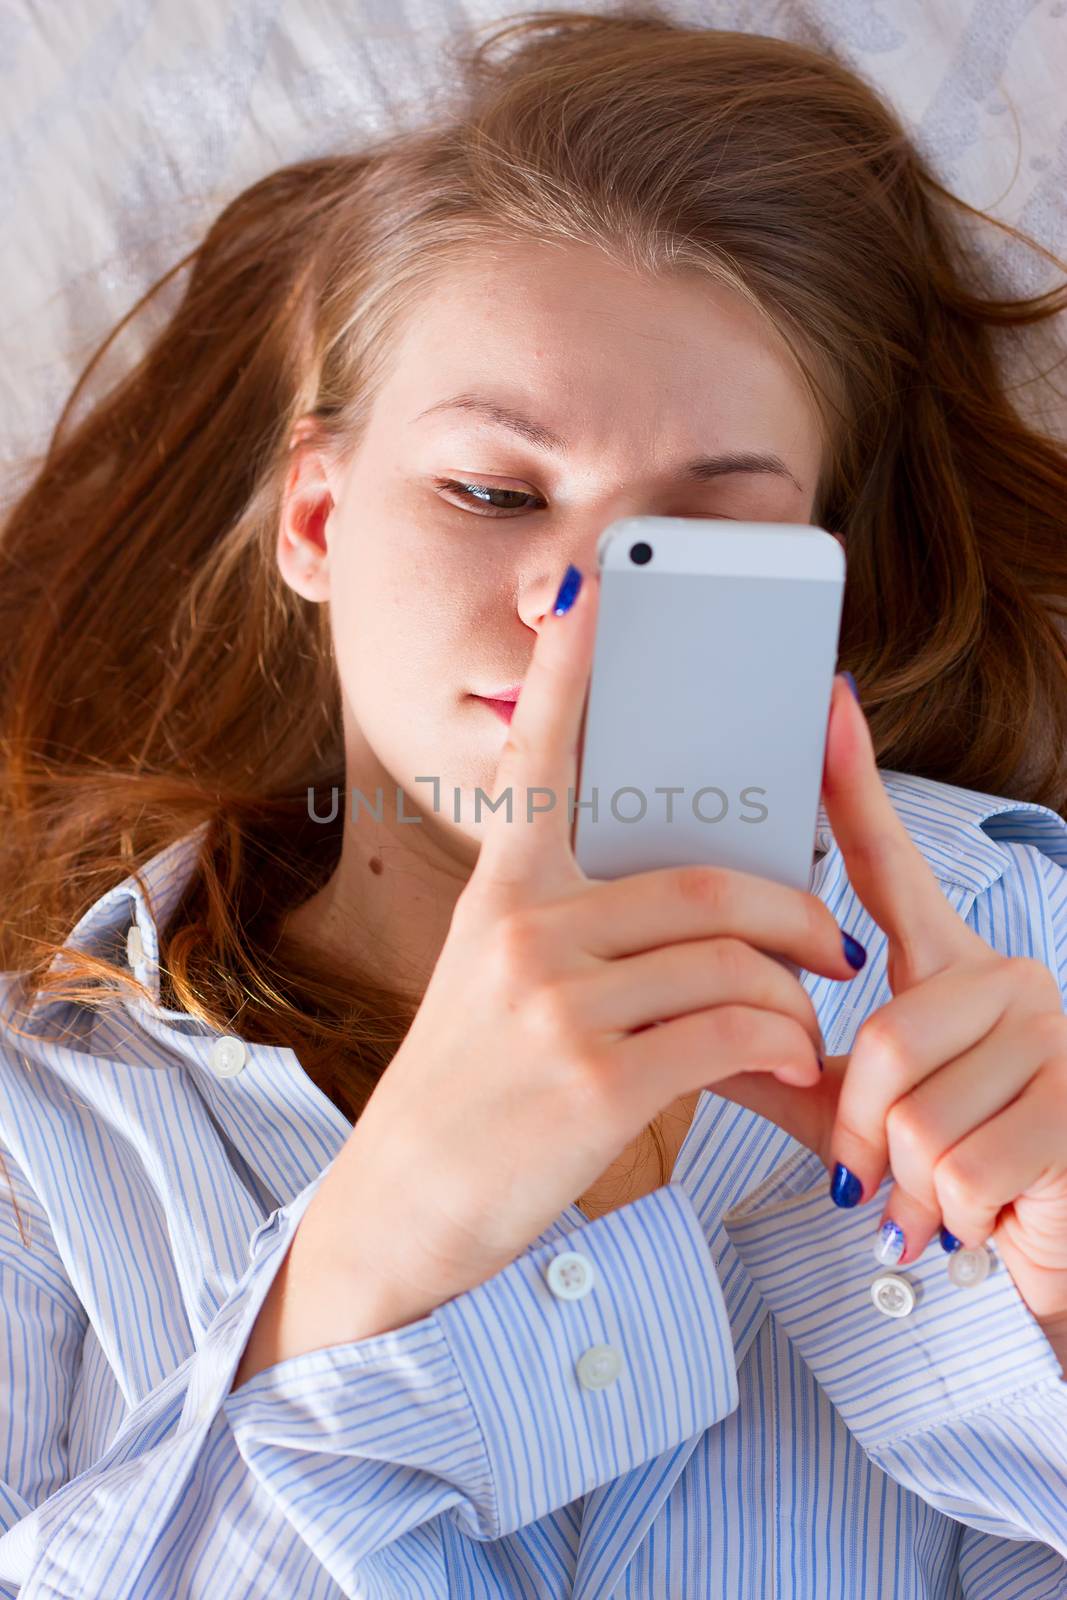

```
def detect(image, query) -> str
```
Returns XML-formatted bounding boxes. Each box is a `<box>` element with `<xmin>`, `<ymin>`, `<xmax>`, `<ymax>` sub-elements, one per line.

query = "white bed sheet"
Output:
<box><xmin>2</xmin><ymin>0</ymin><xmax>1065</xmax><ymax>502</ymax></box>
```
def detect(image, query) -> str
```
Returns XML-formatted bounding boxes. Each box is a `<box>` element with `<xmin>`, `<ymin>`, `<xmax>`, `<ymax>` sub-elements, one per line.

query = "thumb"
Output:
<box><xmin>473</xmin><ymin>563</ymin><xmax>599</xmax><ymax>899</ymax></box>
<box><xmin>713</xmin><ymin>1054</ymin><xmax>843</xmax><ymax>1169</ymax></box>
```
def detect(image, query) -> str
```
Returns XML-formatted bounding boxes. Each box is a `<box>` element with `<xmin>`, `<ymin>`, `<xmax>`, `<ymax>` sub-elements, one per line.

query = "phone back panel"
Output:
<box><xmin>571</xmin><ymin>519</ymin><xmax>845</xmax><ymax>893</ymax></box>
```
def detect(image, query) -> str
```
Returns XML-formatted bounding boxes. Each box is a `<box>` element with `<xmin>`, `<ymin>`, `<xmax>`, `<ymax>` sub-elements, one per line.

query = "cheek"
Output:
<box><xmin>325</xmin><ymin>506</ymin><xmax>515</xmax><ymax>763</ymax></box>
<box><xmin>326</xmin><ymin>543</ymin><xmax>464</xmax><ymax>718</ymax></box>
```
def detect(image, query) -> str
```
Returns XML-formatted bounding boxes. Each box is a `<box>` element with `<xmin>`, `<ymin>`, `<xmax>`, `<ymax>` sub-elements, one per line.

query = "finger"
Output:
<box><xmin>829</xmin><ymin>957</ymin><xmax>1026</xmax><ymax>1205</ymax></box>
<box><xmin>570</xmin><ymin>935</ymin><xmax>828</xmax><ymax>1057</ymax></box>
<box><xmin>474</xmin><ymin>564</ymin><xmax>598</xmax><ymax>896</ymax></box>
<box><xmin>553</xmin><ymin>861</ymin><xmax>866</xmax><ymax>983</ymax></box>
<box><xmin>821</xmin><ymin>674</ymin><xmax>984</xmax><ymax>985</ymax></box>
<box><xmin>876</xmin><ymin>1005</ymin><xmax>1050</xmax><ymax>1261</ymax></box>
<box><xmin>712</xmin><ymin>1055</ymin><xmax>843</xmax><ymax>1161</ymax></box>
<box><xmin>983</xmin><ymin>1082</ymin><xmax>1067</xmax><ymax>1321</ymax></box>
<box><xmin>936</xmin><ymin>1064</ymin><xmax>1067</xmax><ymax>1252</ymax></box>
<box><xmin>612</xmin><ymin>1004</ymin><xmax>822</xmax><ymax>1128</ymax></box>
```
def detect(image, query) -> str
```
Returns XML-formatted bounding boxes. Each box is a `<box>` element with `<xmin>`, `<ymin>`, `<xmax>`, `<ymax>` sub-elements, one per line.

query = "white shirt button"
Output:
<box><xmin>947</xmin><ymin>1245</ymin><xmax>991</xmax><ymax>1288</ymax></box>
<box><xmin>576</xmin><ymin>1343</ymin><xmax>622</xmax><ymax>1390</ymax></box>
<box><xmin>126</xmin><ymin>923</ymin><xmax>145</xmax><ymax>967</ymax></box>
<box><xmin>871</xmin><ymin>1272</ymin><xmax>916</xmax><ymax>1318</ymax></box>
<box><xmin>209</xmin><ymin>1035</ymin><xmax>247</xmax><ymax>1077</ymax></box>
<box><xmin>545</xmin><ymin>1250</ymin><xmax>596</xmax><ymax>1300</ymax></box>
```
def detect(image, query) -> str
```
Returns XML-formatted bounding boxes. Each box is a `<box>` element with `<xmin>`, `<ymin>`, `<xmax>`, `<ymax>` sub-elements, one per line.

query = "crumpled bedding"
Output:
<box><xmin>2</xmin><ymin>0</ymin><xmax>1064</xmax><ymax>501</ymax></box>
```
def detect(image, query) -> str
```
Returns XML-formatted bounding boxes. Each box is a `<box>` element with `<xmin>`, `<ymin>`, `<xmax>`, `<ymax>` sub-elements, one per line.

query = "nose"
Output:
<box><xmin>519</xmin><ymin>537</ymin><xmax>604</xmax><ymax>629</ymax></box>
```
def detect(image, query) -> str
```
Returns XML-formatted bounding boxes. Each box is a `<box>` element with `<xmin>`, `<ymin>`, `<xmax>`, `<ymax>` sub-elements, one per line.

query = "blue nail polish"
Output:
<box><xmin>830</xmin><ymin>1162</ymin><xmax>863</xmax><ymax>1207</ymax></box>
<box><xmin>842</xmin><ymin>931</ymin><xmax>867</xmax><ymax>970</ymax></box>
<box><xmin>841</xmin><ymin>670</ymin><xmax>860</xmax><ymax>703</ymax></box>
<box><xmin>873</xmin><ymin>1219</ymin><xmax>905</xmax><ymax>1266</ymax></box>
<box><xmin>553</xmin><ymin>564</ymin><xmax>582</xmax><ymax>615</ymax></box>
<box><xmin>939</xmin><ymin>1227</ymin><xmax>962</xmax><ymax>1252</ymax></box>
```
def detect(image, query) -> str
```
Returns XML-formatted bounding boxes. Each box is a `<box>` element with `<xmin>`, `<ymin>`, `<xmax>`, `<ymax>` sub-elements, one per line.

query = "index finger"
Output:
<box><xmin>822</xmin><ymin>675</ymin><xmax>982</xmax><ymax>984</ymax></box>
<box><xmin>474</xmin><ymin>564</ymin><xmax>599</xmax><ymax>897</ymax></box>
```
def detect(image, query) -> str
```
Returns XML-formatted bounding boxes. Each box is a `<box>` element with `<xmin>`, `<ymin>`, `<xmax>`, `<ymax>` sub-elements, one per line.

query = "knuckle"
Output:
<box><xmin>883</xmin><ymin>1096</ymin><xmax>932</xmax><ymax>1163</ymax></box>
<box><xmin>854</xmin><ymin>1013</ymin><xmax>911</xmax><ymax>1085</ymax></box>
<box><xmin>1024</xmin><ymin>1005</ymin><xmax>1067</xmax><ymax>1058</ymax></box>
<box><xmin>711</xmin><ymin>935</ymin><xmax>755</xmax><ymax>990</ymax></box>
<box><xmin>1009</xmin><ymin>955</ymin><xmax>1059</xmax><ymax>1004</ymax></box>
<box><xmin>563</xmin><ymin>1042</ymin><xmax>615</xmax><ymax>1120</ymax></box>
<box><xmin>499</xmin><ymin>723</ymin><xmax>534</xmax><ymax>769</ymax></box>
<box><xmin>933</xmin><ymin>1150</ymin><xmax>982</xmax><ymax>1214</ymax></box>
<box><xmin>711</xmin><ymin>1003</ymin><xmax>759</xmax><ymax>1054</ymax></box>
<box><xmin>495</xmin><ymin>907</ymin><xmax>548</xmax><ymax>976</ymax></box>
<box><xmin>522</xmin><ymin>975</ymin><xmax>583</xmax><ymax>1046</ymax></box>
<box><xmin>842</xmin><ymin>832</ymin><xmax>892</xmax><ymax>880</ymax></box>
<box><xmin>675</xmin><ymin>864</ymin><xmax>732</xmax><ymax>917</ymax></box>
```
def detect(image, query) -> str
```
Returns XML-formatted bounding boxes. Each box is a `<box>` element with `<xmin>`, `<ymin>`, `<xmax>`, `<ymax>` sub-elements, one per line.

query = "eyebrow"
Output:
<box><xmin>412</xmin><ymin>391</ymin><xmax>803</xmax><ymax>493</ymax></box>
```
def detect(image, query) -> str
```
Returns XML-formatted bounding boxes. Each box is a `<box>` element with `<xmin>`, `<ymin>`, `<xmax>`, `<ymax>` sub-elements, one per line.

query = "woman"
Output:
<box><xmin>1</xmin><ymin>5</ymin><xmax>1065</xmax><ymax>1595</ymax></box>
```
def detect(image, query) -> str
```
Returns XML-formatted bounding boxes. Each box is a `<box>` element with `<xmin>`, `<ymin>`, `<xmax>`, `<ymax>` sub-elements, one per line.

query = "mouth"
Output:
<box><xmin>472</xmin><ymin>694</ymin><xmax>518</xmax><ymax>725</ymax></box>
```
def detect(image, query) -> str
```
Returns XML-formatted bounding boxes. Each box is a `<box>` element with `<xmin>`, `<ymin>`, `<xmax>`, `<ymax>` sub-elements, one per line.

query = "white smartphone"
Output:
<box><xmin>570</xmin><ymin>516</ymin><xmax>845</xmax><ymax>893</ymax></box>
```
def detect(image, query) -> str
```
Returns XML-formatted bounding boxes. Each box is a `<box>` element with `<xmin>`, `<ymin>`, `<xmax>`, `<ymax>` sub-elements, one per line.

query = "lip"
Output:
<box><xmin>473</xmin><ymin>695</ymin><xmax>518</xmax><ymax>724</ymax></box>
<box><xmin>478</xmin><ymin>684</ymin><xmax>523</xmax><ymax>702</ymax></box>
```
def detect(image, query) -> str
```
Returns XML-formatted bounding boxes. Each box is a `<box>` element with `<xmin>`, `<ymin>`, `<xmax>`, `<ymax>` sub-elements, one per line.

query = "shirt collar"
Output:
<box><xmin>18</xmin><ymin>772</ymin><xmax>1067</xmax><ymax>1027</ymax></box>
<box><xmin>20</xmin><ymin>819</ymin><xmax>213</xmax><ymax>1028</ymax></box>
<box><xmin>814</xmin><ymin>767</ymin><xmax>1067</xmax><ymax>892</ymax></box>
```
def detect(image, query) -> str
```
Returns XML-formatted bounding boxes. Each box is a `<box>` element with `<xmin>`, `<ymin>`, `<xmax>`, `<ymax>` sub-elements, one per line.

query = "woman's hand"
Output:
<box><xmin>714</xmin><ymin>674</ymin><xmax>1067</xmax><ymax>1327</ymax></box>
<box><xmin>255</xmin><ymin>567</ymin><xmax>861</xmax><ymax>1361</ymax></box>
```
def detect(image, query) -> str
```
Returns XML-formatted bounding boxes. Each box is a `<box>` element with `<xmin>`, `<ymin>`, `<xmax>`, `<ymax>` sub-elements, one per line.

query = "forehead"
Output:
<box><xmin>395</xmin><ymin>239</ymin><xmax>792</xmax><ymax>374</ymax></box>
<box><xmin>380</xmin><ymin>239</ymin><xmax>822</xmax><ymax>459</ymax></box>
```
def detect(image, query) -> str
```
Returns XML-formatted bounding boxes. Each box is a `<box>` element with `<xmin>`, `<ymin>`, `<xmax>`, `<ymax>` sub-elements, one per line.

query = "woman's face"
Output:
<box><xmin>279</xmin><ymin>237</ymin><xmax>826</xmax><ymax>877</ymax></box>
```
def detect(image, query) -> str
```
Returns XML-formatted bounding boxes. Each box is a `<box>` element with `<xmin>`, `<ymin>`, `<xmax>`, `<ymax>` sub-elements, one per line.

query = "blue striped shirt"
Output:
<box><xmin>0</xmin><ymin>769</ymin><xmax>1065</xmax><ymax>1598</ymax></box>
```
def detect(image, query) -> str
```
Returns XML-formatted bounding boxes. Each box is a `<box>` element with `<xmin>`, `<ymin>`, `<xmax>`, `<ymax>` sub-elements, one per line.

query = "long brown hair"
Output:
<box><xmin>3</xmin><ymin>3</ymin><xmax>1067</xmax><ymax>1202</ymax></box>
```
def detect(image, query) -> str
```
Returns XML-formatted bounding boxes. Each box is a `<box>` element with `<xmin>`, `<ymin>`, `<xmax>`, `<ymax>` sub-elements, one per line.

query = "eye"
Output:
<box><xmin>435</xmin><ymin>478</ymin><xmax>547</xmax><ymax>518</ymax></box>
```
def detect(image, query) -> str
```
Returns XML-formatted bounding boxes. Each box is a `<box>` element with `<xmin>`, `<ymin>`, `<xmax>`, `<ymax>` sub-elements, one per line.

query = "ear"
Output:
<box><xmin>277</xmin><ymin>417</ymin><xmax>343</xmax><ymax>602</ymax></box>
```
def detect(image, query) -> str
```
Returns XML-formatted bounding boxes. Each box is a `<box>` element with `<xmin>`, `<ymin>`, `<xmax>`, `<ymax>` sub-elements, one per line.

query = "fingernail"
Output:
<box><xmin>939</xmin><ymin>1227</ymin><xmax>962</xmax><ymax>1252</ymax></box>
<box><xmin>842</xmin><ymin>931</ymin><xmax>867</xmax><ymax>970</ymax></box>
<box><xmin>830</xmin><ymin>1162</ymin><xmax>863</xmax><ymax>1207</ymax></box>
<box><xmin>841</xmin><ymin>670</ymin><xmax>860</xmax><ymax>702</ymax></box>
<box><xmin>873</xmin><ymin>1218</ymin><xmax>905</xmax><ymax>1266</ymax></box>
<box><xmin>553</xmin><ymin>564</ymin><xmax>583</xmax><ymax>615</ymax></box>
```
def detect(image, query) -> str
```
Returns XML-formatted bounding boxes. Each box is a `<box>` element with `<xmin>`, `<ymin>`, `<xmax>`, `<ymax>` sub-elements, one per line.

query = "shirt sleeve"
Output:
<box><xmin>0</xmin><ymin>1141</ymin><xmax>739</xmax><ymax>1598</ymax></box>
<box><xmin>0</xmin><ymin>1141</ymin><xmax>89</xmax><ymax>1600</ymax></box>
<box><xmin>722</xmin><ymin>1152</ymin><xmax>1067</xmax><ymax>1559</ymax></box>
<box><xmin>956</xmin><ymin>1524</ymin><xmax>1067</xmax><ymax>1599</ymax></box>
<box><xmin>723</xmin><ymin>833</ymin><xmax>1067</xmax><ymax>1569</ymax></box>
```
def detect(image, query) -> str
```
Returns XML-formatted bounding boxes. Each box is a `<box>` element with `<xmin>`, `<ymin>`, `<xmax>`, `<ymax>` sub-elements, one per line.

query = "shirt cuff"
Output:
<box><xmin>224</xmin><ymin>1180</ymin><xmax>739</xmax><ymax>1550</ymax></box>
<box><xmin>722</xmin><ymin>1146</ymin><xmax>1065</xmax><ymax>1452</ymax></box>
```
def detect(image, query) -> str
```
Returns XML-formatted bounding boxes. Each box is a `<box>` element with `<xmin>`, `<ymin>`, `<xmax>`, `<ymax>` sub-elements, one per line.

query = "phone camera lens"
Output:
<box><xmin>629</xmin><ymin>542</ymin><xmax>653</xmax><ymax>565</ymax></box>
